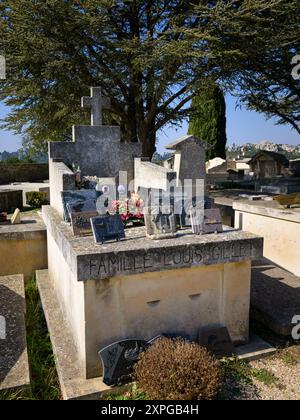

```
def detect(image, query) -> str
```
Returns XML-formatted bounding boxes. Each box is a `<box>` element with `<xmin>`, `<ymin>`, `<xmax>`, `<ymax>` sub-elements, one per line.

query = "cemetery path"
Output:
<box><xmin>222</xmin><ymin>346</ymin><xmax>300</xmax><ymax>400</ymax></box>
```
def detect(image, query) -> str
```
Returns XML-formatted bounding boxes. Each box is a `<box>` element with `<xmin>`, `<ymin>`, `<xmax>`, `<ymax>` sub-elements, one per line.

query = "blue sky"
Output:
<box><xmin>0</xmin><ymin>94</ymin><xmax>299</xmax><ymax>153</ymax></box>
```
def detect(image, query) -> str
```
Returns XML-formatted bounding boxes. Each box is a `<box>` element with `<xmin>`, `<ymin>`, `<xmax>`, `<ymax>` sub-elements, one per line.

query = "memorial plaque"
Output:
<box><xmin>144</xmin><ymin>206</ymin><xmax>177</xmax><ymax>239</ymax></box>
<box><xmin>191</xmin><ymin>208</ymin><xmax>222</xmax><ymax>235</ymax></box>
<box><xmin>99</xmin><ymin>339</ymin><xmax>149</xmax><ymax>386</ymax></box>
<box><xmin>198</xmin><ymin>326</ymin><xmax>235</xmax><ymax>358</ymax></box>
<box><xmin>202</xmin><ymin>209</ymin><xmax>223</xmax><ymax>234</ymax></box>
<box><xmin>70</xmin><ymin>211</ymin><xmax>98</xmax><ymax>236</ymax></box>
<box><xmin>67</xmin><ymin>199</ymin><xmax>97</xmax><ymax>215</ymax></box>
<box><xmin>61</xmin><ymin>190</ymin><xmax>101</xmax><ymax>222</ymax></box>
<box><xmin>91</xmin><ymin>214</ymin><xmax>125</xmax><ymax>245</ymax></box>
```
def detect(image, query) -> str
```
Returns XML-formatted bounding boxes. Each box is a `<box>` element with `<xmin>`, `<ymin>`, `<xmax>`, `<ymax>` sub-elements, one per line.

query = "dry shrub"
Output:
<box><xmin>134</xmin><ymin>338</ymin><xmax>222</xmax><ymax>400</ymax></box>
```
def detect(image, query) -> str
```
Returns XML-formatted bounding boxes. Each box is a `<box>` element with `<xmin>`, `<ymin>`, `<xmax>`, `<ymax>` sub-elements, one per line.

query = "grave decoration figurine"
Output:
<box><xmin>191</xmin><ymin>208</ymin><xmax>223</xmax><ymax>235</ymax></box>
<box><xmin>91</xmin><ymin>214</ymin><xmax>125</xmax><ymax>245</ymax></box>
<box><xmin>144</xmin><ymin>206</ymin><xmax>177</xmax><ymax>240</ymax></box>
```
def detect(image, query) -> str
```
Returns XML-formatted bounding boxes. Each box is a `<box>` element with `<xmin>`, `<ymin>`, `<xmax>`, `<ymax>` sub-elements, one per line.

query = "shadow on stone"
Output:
<box><xmin>0</xmin><ymin>285</ymin><xmax>26</xmax><ymax>384</ymax></box>
<box><xmin>251</xmin><ymin>259</ymin><xmax>300</xmax><ymax>336</ymax></box>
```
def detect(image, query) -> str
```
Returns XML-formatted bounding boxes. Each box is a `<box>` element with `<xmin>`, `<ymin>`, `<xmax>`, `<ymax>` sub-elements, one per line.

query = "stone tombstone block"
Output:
<box><xmin>199</xmin><ymin>326</ymin><xmax>235</xmax><ymax>358</ymax></box>
<box><xmin>11</xmin><ymin>208</ymin><xmax>21</xmax><ymax>225</ymax></box>
<box><xmin>91</xmin><ymin>214</ymin><xmax>125</xmax><ymax>245</ymax></box>
<box><xmin>61</xmin><ymin>190</ymin><xmax>101</xmax><ymax>222</ymax></box>
<box><xmin>99</xmin><ymin>339</ymin><xmax>148</xmax><ymax>386</ymax></box>
<box><xmin>144</xmin><ymin>206</ymin><xmax>177</xmax><ymax>240</ymax></box>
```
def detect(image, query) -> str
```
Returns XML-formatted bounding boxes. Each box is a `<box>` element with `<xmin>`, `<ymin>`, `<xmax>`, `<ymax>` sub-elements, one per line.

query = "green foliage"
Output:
<box><xmin>189</xmin><ymin>83</ymin><xmax>227</xmax><ymax>159</ymax></box>
<box><xmin>0</xmin><ymin>1</ymin><xmax>299</xmax><ymax>156</ymax></box>
<box><xmin>221</xmin><ymin>358</ymin><xmax>279</xmax><ymax>389</ymax></box>
<box><xmin>26</xmin><ymin>191</ymin><xmax>48</xmax><ymax>208</ymax></box>
<box><xmin>134</xmin><ymin>338</ymin><xmax>222</xmax><ymax>400</ymax></box>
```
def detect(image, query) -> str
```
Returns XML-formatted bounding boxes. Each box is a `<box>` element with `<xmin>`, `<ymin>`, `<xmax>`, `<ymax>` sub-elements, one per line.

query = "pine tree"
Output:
<box><xmin>189</xmin><ymin>84</ymin><xmax>227</xmax><ymax>160</ymax></box>
<box><xmin>0</xmin><ymin>1</ymin><xmax>298</xmax><ymax>156</ymax></box>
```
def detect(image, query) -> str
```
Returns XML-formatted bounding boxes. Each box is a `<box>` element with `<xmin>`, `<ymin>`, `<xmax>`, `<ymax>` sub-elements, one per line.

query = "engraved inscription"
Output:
<box><xmin>87</xmin><ymin>241</ymin><xmax>254</xmax><ymax>279</ymax></box>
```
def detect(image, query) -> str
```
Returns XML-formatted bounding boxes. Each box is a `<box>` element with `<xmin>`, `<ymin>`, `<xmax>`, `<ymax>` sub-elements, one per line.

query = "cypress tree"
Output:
<box><xmin>189</xmin><ymin>83</ymin><xmax>227</xmax><ymax>160</ymax></box>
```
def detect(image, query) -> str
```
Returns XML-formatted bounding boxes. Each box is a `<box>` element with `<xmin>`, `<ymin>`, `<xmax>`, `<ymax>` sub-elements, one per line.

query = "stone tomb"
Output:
<box><xmin>42</xmin><ymin>88</ymin><xmax>264</xmax><ymax>396</ymax></box>
<box><xmin>43</xmin><ymin>205</ymin><xmax>263</xmax><ymax>380</ymax></box>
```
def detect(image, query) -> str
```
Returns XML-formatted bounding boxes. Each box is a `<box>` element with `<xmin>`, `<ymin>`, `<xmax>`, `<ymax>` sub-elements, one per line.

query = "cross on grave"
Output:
<box><xmin>81</xmin><ymin>87</ymin><xmax>111</xmax><ymax>126</ymax></box>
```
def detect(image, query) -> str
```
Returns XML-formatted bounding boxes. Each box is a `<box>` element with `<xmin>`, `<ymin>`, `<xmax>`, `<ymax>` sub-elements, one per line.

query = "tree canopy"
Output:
<box><xmin>0</xmin><ymin>0</ymin><xmax>299</xmax><ymax>157</ymax></box>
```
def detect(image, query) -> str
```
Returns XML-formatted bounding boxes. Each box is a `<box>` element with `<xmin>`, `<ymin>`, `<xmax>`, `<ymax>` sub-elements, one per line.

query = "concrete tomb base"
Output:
<box><xmin>42</xmin><ymin>204</ymin><xmax>263</xmax><ymax>381</ymax></box>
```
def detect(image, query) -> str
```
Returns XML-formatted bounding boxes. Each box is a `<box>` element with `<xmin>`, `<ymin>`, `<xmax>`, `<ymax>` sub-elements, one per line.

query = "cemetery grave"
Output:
<box><xmin>34</xmin><ymin>87</ymin><xmax>266</xmax><ymax>399</ymax></box>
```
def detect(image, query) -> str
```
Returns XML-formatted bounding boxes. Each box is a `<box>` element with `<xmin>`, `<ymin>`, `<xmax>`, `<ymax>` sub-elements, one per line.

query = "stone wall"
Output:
<box><xmin>0</xmin><ymin>164</ymin><xmax>49</xmax><ymax>185</ymax></box>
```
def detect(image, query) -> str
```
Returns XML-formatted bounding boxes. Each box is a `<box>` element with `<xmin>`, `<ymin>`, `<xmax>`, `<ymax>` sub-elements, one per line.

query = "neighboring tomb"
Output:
<box><xmin>0</xmin><ymin>214</ymin><xmax>47</xmax><ymax>280</ymax></box>
<box><xmin>249</xmin><ymin>151</ymin><xmax>289</xmax><ymax>179</ymax></box>
<box><xmin>234</xmin><ymin>200</ymin><xmax>300</xmax><ymax>277</ymax></box>
<box><xmin>0</xmin><ymin>275</ymin><xmax>30</xmax><ymax>393</ymax></box>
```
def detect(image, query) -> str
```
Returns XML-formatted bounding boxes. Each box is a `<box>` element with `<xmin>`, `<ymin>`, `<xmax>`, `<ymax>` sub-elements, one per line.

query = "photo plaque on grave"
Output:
<box><xmin>91</xmin><ymin>214</ymin><xmax>125</xmax><ymax>244</ymax></box>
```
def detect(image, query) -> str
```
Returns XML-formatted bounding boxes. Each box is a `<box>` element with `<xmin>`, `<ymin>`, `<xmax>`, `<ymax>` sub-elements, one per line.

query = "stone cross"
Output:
<box><xmin>81</xmin><ymin>87</ymin><xmax>111</xmax><ymax>126</ymax></box>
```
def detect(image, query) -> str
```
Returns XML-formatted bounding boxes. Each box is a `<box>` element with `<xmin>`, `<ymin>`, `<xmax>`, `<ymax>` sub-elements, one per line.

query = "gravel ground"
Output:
<box><xmin>223</xmin><ymin>346</ymin><xmax>300</xmax><ymax>400</ymax></box>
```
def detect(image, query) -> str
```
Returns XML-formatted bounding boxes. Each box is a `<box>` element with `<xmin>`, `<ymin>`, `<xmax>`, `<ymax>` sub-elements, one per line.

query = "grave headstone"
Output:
<box><xmin>190</xmin><ymin>205</ymin><xmax>205</xmax><ymax>235</ymax></box>
<box><xmin>99</xmin><ymin>339</ymin><xmax>148</xmax><ymax>386</ymax></box>
<box><xmin>61</xmin><ymin>190</ymin><xmax>101</xmax><ymax>223</ymax></box>
<box><xmin>198</xmin><ymin>326</ymin><xmax>235</xmax><ymax>358</ymax></box>
<box><xmin>144</xmin><ymin>206</ymin><xmax>177</xmax><ymax>239</ymax></box>
<box><xmin>91</xmin><ymin>214</ymin><xmax>125</xmax><ymax>245</ymax></box>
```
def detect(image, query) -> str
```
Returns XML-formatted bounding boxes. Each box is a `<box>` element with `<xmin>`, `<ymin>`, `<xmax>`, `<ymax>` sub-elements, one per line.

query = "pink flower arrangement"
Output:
<box><xmin>110</xmin><ymin>194</ymin><xmax>144</xmax><ymax>225</ymax></box>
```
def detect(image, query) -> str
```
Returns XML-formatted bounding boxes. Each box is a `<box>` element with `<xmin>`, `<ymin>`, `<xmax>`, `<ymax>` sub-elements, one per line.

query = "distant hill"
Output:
<box><xmin>227</xmin><ymin>141</ymin><xmax>300</xmax><ymax>160</ymax></box>
<box><xmin>0</xmin><ymin>149</ymin><xmax>48</xmax><ymax>164</ymax></box>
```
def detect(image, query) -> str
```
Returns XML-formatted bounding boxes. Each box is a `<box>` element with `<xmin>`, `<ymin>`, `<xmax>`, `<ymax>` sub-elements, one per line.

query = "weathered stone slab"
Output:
<box><xmin>0</xmin><ymin>275</ymin><xmax>30</xmax><ymax>392</ymax></box>
<box><xmin>251</xmin><ymin>259</ymin><xmax>300</xmax><ymax>336</ymax></box>
<box><xmin>42</xmin><ymin>205</ymin><xmax>263</xmax><ymax>282</ymax></box>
